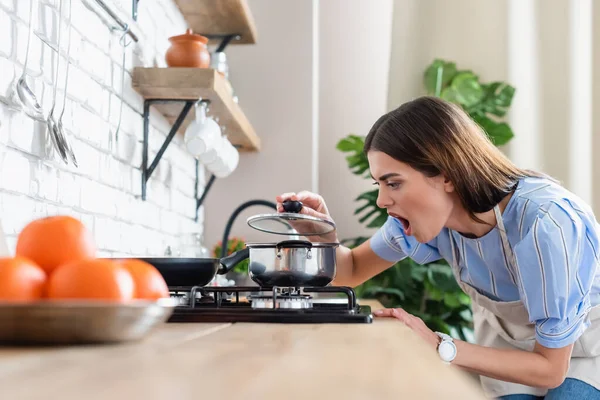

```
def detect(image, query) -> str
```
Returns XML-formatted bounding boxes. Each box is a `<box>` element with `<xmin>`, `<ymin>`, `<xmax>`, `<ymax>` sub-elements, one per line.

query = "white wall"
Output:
<box><xmin>201</xmin><ymin>0</ymin><xmax>316</xmax><ymax>251</ymax></box>
<box><xmin>0</xmin><ymin>0</ymin><xmax>202</xmax><ymax>256</ymax></box>
<box><xmin>318</xmin><ymin>0</ymin><xmax>393</xmax><ymax>243</ymax></box>
<box><xmin>387</xmin><ymin>0</ymin><xmax>508</xmax><ymax>111</ymax></box>
<box><xmin>202</xmin><ymin>0</ymin><xmax>394</xmax><ymax>251</ymax></box>
<box><xmin>537</xmin><ymin>0</ymin><xmax>570</xmax><ymax>182</ymax></box>
<box><xmin>387</xmin><ymin>0</ymin><xmax>600</xmax><ymax>214</ymax></box>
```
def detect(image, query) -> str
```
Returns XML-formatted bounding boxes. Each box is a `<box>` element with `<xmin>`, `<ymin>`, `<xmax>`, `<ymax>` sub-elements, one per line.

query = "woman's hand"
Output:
<box><xmin>275</xmin><ymin>191</ymin><xmax>339</xmax><ymax>243</ymax></box>
<box><xmin>374</xmin><ymin>308</ymin><xmax>440</xmax><ymax>349</ymax></box>
<box><xmin>376</xmin><ymin>310</ymin><xmax>574</xmax><ymax>390</ymax></box>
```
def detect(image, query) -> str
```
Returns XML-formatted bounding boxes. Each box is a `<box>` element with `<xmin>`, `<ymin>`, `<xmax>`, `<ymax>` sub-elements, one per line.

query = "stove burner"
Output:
<box><xmin>248</xmin><ymin>293</ymin><xmax>313</xmax><ymax>309</ymax></box>
<box><xmin>166</xmin><ymin>286</ymin><xmax>373</xmax><ymax>324</ymax></box>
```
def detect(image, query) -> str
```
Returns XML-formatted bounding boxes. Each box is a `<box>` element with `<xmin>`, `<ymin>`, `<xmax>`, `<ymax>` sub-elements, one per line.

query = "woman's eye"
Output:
<box><xmin>372</xmin><ymin>181</ymin><xmax>380</xmax><ymax>186</ymax></box>
<box><xmin>387</xmin><ymin>182</ymin><xmax>400</xmax><ymax>189</ymax></box>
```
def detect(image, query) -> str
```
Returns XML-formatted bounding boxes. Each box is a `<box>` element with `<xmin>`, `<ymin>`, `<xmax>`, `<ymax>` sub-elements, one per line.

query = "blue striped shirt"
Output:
<box><xmin>370</xmin><ymin>176</ymin><xmax>600</xmax><ymax>348</ymax></box>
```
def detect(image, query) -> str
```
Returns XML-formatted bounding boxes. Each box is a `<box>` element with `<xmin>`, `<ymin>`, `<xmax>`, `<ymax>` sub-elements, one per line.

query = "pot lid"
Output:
<box><xmin>246</xmin><ymin>201</ymin><xmax>336</xmax><ymax>236</ymax></box>
<box><xmin>247</xmin><ymin>212</ymin><xmax>336</xmax><ymax>236</ymax></box>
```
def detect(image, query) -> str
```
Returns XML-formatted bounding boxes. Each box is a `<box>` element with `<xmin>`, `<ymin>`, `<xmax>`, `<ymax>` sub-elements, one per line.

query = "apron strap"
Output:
<box><xmin>448</xmin><ymin>205</ymin><xmax>518</xmax><ymax>283</ymax></box>
<box><xmin>493</xmin><ymin>205</ymin><xmax>519</xmax><ymax>283</ymax></box>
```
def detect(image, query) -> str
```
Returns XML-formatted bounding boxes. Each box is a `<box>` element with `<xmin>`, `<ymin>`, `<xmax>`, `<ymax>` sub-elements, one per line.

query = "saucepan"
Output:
<box><xmin>218</xmin><ymin>200</ymin><xmax>339</xmax><ymax>287</ymax></box>
<box><xmin>219</xmin><ymin>239</ymin><xmax>339</xmax><ymax>287</ymax></box>
<box><xmin>134</xmin><ymin>201</ymin><xmax>339</xmax><ymax>288</ymax></box>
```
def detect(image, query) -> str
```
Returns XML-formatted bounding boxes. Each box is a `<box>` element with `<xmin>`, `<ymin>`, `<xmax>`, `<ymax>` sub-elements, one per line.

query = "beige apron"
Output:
<box><xmin>448</xmin><ymin>205</ymin><xmax>600</xmax><ymax>398</ymax></box>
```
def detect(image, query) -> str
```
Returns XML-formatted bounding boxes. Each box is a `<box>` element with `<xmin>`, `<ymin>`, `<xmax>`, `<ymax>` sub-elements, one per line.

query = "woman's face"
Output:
<box><xmin>367</xmin><ymin>150</ymin><xmax>455</xmax><ymax>243</ymax></box>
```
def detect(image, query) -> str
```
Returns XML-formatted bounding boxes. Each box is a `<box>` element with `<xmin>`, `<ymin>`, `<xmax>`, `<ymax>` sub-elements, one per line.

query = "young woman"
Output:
<box><xmin>276</xmin><ymin>96</ymin><xmax>600</xmax><ymax>399</ymax></box>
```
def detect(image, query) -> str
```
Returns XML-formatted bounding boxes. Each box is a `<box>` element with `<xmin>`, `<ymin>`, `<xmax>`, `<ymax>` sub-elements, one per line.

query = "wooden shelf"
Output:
<box><xmin>173</xmin><ymin>0</ymin><xmax>257</xmax><ymax>45</ymax></box>
<box><xmin>132</xmin><ymin>67</ymin><xmax>260</xmax><ymax>152</ymax></box>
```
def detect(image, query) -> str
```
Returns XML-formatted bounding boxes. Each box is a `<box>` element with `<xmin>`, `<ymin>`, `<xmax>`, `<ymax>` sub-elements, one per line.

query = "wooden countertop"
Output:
<box><xmin>0</xmin><ymin>300</ymin><xmax>485</xmax><ymax>400</ymax></box>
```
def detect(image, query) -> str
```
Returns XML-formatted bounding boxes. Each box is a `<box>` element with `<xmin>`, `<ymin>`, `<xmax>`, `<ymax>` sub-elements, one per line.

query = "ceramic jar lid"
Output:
<box><xmin>168</xmin><ymin>29</ymin><xmax>208</xmax><ymax>44</ymax></box>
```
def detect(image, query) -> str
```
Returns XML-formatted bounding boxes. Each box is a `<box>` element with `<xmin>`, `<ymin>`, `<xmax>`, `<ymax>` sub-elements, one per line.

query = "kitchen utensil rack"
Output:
<box><xmin>84</xmin><ymin>0</ymin><xmax>139</xmax><ymax>42</ymax></box>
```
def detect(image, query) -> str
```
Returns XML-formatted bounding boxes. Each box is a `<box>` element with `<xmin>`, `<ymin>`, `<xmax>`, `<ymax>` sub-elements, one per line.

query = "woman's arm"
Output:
<box><xmin>375</xmin><ymin>308</ymin><xmax>573</xmax><ymax>390</ymax></box>
<box><xmin>453</xmin><ymin>340</ymin><xmax>572</xmax><ymax>389</ymax></box>
<box><xmin>332</xmin><ymin>239</ymin><xmax>396</xmax><ymax>287</ymax></box>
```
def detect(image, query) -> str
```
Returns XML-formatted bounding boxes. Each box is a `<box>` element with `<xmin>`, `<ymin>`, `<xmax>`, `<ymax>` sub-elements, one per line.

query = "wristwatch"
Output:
<box><xmin>435</xmin><ymin>332</ymin><xmax>457</xmax><ymax>363</ymax></box>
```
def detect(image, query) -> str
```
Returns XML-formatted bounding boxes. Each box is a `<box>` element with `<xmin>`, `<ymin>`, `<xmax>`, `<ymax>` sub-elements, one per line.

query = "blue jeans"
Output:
<box><xmin>498</xmin><ymin>378</ymin><xmax>600</xmax><ymax>399</ymax></box>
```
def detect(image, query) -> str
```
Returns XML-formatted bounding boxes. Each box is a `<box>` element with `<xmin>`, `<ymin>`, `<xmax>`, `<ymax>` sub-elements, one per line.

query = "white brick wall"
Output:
<box><xmin>0</xmin><ymin>0</ymin><xmax>206</xmax><ymax>257</ymax></box>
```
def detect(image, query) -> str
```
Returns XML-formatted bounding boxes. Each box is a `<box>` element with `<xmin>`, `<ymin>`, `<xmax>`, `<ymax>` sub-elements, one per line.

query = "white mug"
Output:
<box><xmin>184</xmin><ymin>102</ymin><xmax>220</xmax><ymax>157</ymax></box>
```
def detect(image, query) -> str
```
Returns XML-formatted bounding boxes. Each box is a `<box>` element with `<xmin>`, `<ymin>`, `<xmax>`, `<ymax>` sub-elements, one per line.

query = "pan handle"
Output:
<box><xmin>218</xmin><ymin>247</ymin><xmax>250</xmax><ymax>274</ymax></box>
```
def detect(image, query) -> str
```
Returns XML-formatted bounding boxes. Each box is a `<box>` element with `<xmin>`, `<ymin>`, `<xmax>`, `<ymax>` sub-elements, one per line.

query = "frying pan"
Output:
<box><xmin>125</xmin><ymin>251</ymin><xmax>246</xmax><ymax>287</ymax></box>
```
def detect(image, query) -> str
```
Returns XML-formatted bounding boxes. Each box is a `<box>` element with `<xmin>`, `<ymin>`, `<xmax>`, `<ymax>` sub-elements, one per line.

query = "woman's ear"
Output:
<box><xmin>443</xmin><ymin>176</ymin><xmax>455</xmax><ymax>193</ymax></box>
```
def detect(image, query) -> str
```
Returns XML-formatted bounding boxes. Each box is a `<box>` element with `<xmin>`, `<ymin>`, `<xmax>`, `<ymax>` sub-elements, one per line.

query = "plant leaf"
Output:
<box><xmin>410</xmin><ymin>263</ymin><xmax>427</xmax><ymax>281</ymax></box>
<box><xmin>459</xmin><ymin>308</ymin><xmax>473</xmax><ymax>323</ymax></box>
<box><xmin>440</xmin><ymin>72</ymin><xmax>484</xmax><ymax>108</ymax></box>
<box><xmin>366</xmin><ymin>213</ymin><xmax>388</xmax><ymax>228</ymax></box>
<box><xmin>336</xmin><ymin>135</ymin><xmax>370</xmax><ymax>177</ymax></box>
<box><xmin>426</xmin><ymin>263</ymin><xmax>461</xmax><ymax>292</ymax></box>
<box><xmin>472</xmin><ymin>114</ymin><xmax>514</xmax><ymax>146</ymax></box>
<box><xmin>476</xmin><ymin>82</ymin><xmax>516</xmax><ymax>117</ymax></box>
<box><xmin>336</xmin><ymin>134</ymin><xmax>364</xmax><ymax>152</ymax></box>
<box><xmin>365</xmin><ymin>287</ymin><xmax>406</xmax><ymax>301</ymax></box>
<box><xmin>424</xmin><ymin>59</ymin><xmax>457</xmax><ymax>96</ymax></box>
<box><xmin>443</xmin><ymin>292</ymin><xmax>461</xmax><ymax>308</ymax></box>
<box><xmin>353</xmin><ymin>189</ymin><xmax>388</xmax><ymax>228</ymax></box>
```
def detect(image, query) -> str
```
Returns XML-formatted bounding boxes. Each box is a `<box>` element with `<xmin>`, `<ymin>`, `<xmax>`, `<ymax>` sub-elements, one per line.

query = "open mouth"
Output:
<box><xmin>389</xmin><ymin>213</ymin><xmax>412</xmax><ymax>235</ymax></box>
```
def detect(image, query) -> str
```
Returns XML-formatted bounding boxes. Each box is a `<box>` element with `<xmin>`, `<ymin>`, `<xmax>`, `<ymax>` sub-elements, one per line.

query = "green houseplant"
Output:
<box><xmin>336</xmin><ymin>59</ymin><xmax>516</xmax><ymax>341</ymax></box>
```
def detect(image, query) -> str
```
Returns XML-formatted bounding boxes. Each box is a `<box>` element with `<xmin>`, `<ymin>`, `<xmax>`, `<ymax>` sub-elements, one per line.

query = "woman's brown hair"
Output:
<box><xmin>364</xmin><ymin>96</ymin><xmax>541</xmax><ymax>222</ymax></box>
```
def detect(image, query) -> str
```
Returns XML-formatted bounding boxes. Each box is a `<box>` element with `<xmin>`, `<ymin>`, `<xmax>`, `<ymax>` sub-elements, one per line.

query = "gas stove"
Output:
<box><xmin>167</xmin><ymin>285</ymin><xmax>373</xmax><ymax>324</ymax></box>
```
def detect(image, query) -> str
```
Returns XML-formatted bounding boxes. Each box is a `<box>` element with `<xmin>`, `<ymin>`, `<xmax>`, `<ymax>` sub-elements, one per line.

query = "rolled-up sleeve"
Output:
<box><xmin>513</xmin><ymin>201</ymin><xmax>599</xmax><ymax>348</ymax></box>
<box><xmin>370</xmin><ymin>216</ymin><xmax>441</xmax><ymax>264</ymax></box>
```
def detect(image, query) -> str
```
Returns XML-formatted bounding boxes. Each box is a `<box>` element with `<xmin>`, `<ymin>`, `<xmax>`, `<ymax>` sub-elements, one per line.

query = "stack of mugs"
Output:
<box><xmin>184</xmin><ymin>102</ymin><xmax>239</xmax><ymax>178</ymax></box>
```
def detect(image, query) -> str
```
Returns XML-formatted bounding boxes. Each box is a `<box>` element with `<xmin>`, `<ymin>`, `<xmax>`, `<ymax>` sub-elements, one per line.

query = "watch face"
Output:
<box><xmin>439</xmin><ymin>341</ymin><xmax>457</xmax><ymax>362</ymax></box>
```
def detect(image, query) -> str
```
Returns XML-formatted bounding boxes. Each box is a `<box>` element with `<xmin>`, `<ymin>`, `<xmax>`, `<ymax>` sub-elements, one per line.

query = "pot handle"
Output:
<box><xmin>218</xmin><ymin>247</ymin><xmax>250</xmax><ymax>274</ymax></box>
<box><xmin>276</xmin><ymin>240</ymin><xmax>313</xmax><ymax>249</ymax></box>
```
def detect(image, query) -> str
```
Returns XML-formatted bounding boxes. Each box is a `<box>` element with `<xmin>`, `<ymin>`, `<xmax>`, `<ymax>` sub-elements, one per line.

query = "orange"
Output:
<box><xmin>0</xmin><ymin>257</ymin><xmax>46</xmax><ymax>301</ymax></box>
<box><xmin>16</xmin><ymin>215</ymin><xmax>96</xmax><ymax>275</ymax></box>
<box><xmin>117</xmin><ymin>259</ymin><xmax>169</xmax><ymax>300</ymax></box>
<box><xmin>47</xmin><ymin>259</ymin><xmax>134</xmax><ymax>302</ymax></box>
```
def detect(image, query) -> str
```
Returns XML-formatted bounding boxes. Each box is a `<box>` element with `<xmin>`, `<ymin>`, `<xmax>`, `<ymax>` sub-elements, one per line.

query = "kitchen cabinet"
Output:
<box><xmin>0</xmin><ymin>300</ymin><xmax>485</xmax><ymax>399</ymax></box>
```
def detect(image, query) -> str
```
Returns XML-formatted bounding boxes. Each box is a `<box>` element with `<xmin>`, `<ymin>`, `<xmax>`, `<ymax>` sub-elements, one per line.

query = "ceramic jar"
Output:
<box><xmin>165</xmin><ymin>29</ymin><xmax>210</xmax><ymax>68</ymax></box>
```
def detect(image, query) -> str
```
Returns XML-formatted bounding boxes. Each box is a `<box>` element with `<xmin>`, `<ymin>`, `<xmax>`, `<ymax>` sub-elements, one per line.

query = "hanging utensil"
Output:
<box><xmin>54</xmin><ymin>0</ymin><xmax>77</xmax><ymax>167</ymax></box>
<box><xmin>109</xmin><ymin>26</ymin><xmax>131</xmax><ymax>155</ymax></box>
<box><xmin>45</xmin><ymin>0</ymin><xmax>68</xmax><ymax>164</ymax></box>
<box><xmin>13</xmin><ymin>0</ymin><xmax>45</xmax><ymax>121</ymax></box>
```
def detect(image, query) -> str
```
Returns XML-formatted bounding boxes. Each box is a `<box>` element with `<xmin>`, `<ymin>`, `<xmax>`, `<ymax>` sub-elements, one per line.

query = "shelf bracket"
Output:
<box><xmin>141</xmin><ymin>99</ymin><xmax>196</xmax><ymax>200</ymax></box>
<box><xmin>204</xmin><ymin>33</ymin><xmax>242</xmax><ymax>53</ymax></box>
<box><xmin>195</xmin><ymin>169</ymin><xmax>216</xmax><ymax>222</ymax></box>
<box><xmin>141</xmin><ymin>97</ymin><xmax>218</xmax><ymax>221</ymax></box>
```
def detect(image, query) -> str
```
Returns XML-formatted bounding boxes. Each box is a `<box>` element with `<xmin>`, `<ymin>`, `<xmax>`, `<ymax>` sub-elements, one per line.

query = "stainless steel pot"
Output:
<box><xmin>220</xmin><ymin>239</ymin><xmax>338</xmax><ymax>287</ymax></box>
<box><xmin>218</xmin><ymin>201</ymin><xmax>339</xmax><ymax>287</ymax></box>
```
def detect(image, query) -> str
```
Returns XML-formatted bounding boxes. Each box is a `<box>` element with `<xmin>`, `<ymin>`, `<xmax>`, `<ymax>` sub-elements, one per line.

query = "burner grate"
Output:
<box><xmin>166</xmin><ymin>286</ymin><xmax>372</xmax><ymax>324</ymax></box>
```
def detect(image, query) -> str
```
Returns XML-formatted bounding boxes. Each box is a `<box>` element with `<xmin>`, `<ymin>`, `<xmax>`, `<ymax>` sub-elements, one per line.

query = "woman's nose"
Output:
<box><xmin>376</xmin><ymin>189</ymin><xmax>393</xmax><ymax>209</ymax></box>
